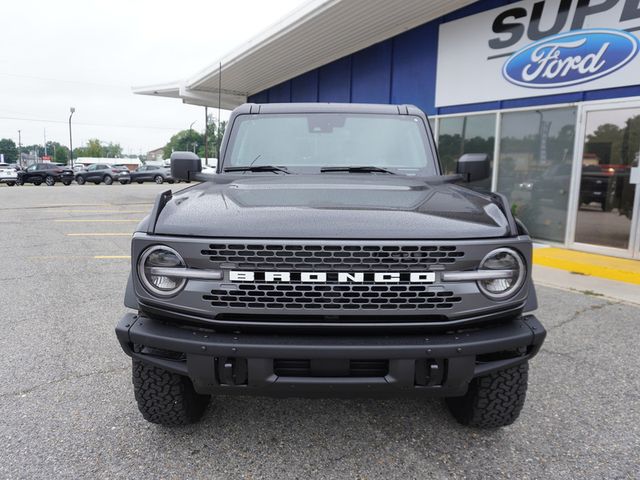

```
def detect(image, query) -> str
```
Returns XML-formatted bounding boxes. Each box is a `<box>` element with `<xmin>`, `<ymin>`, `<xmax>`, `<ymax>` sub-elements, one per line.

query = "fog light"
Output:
<box><xmin>477</xmin><ymin>248</ymin><xmax>525</xmax><ymax>299</ymax></box>
<box><xmin>138</xmin><ymin>245</ymin><xmax>186</xmax><ymax>297</ymax></box>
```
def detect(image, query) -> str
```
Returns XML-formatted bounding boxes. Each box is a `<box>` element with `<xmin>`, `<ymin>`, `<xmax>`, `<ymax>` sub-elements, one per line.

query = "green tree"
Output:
<box><xmin>163</xmin><ymin>129</ymin><xmax>204</xmax><ymax>159</ymax></box>
<box><xmin>73</xmin><ymin>139</ymin><xmax>122</xmax><ymax>158</ymax></box>
<box><xmin>43</xmin><ymin>141</ymin><xmax>69</xmax><ymax>163</ymax></box>
<box><xmin>163</xmin><ymin>119</ymin><xmax>227</xmax><ymax>161</ymax></box>
<box><xmin>0</xmin><ymin>138</ymin><xmax>18</xmax><ymax>162</ymax></box>
<box><xmin>86</xmin><ymin>138</ymin><xmax>103</xmax><ymax>157</ymax></box>
<box><xmin>201</xmin><ymin>119</ymin><xmax>226</xmax><ymax>159</ymax></box>
<box><xmin>23</xmin><ymin>144</ymin><xmax>42</xmax><ymax>157</ymax></box>
<box><xmin>103</xmin><ymin>142</ymin><xmax>123</xmax><ymax>158</ymax></box>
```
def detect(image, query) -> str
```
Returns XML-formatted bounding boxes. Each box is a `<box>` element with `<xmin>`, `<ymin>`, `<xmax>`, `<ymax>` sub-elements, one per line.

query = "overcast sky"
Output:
<box><xmin>0</xmin><ymin>0</ymin><xmax>306</xmax><ymax>155</ymax></box>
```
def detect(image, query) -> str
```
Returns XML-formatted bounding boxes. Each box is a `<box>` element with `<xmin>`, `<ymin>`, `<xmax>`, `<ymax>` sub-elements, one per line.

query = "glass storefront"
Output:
<box><xmin>575</xmin><ymin>107</ymin><xmax>639</xmax><ymax>250</ymax></box>
<box><xmin>436</xmin><ymin>107</ymin><xmax>577</xmax><ymax>244</ymax></box>
<box><xmin>438</xmin><ymin>114</ymin><xmax>495</xmax><ymax>191</ymax></box>
<box><xmin>497</xmin><ymin>108</ymin><xmax>576</xmax><ymax>243</ymax></box>
<box><xmin>435</xmin><ymin>103</ymin><xmax>640</xmax><ymax>256</ymax></box>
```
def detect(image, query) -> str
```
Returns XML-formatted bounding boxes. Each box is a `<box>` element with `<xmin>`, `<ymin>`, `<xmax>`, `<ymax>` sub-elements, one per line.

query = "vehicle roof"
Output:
<box><xmin>234</xmin><ymin>102</ymin><xmax>424</xmax><ymax>116</ymax></box>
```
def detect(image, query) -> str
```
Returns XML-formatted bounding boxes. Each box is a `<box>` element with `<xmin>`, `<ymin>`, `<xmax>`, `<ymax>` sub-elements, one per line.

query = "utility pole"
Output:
<box><xmin>44</xmin><ymin>128</ymin><xmax>47</xmax><ymax>157</ymax></box>
<box><xmin>69</xmin><ymin>107</ymin><xmax>75</xmax><ymax>167</ymax></box>
<box><xmin>18</xmin><ymin>130</ymin><xmax>22</xmax><ymax>167</ymax></box>
<box><xmin>204</xmin><ymin>106</ymin><xmax>208</xmax><ymax>164</ymax></box>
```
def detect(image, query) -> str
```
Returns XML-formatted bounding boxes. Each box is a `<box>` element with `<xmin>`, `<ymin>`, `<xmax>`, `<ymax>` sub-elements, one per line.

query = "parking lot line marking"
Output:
<box><xmin>0</xmin><ymin>203</ymin><xmax>112</xmax><ymax>211</ymax></box>
<box><xmin>56</xmin><ymin>209</ymin><xmax>149</xmax><ymax>213</ymax></box>
<box><xmin>55</xmin><ymin>219</ymin><xmax>141</xmax><ymax>223</ymax></box>
<box><xmin>66</xmin><ymin>233</ymin><xmax>132</xmax><ymax>236</ymax></box>
<box><xmin>27</xmin><ymin>255</ymin><xmax>127</xmax><ymax>259</ymax></box>
<box><xmin>27</xmin><ymin>255</ymin><xmax>94</xmax><ymax>259</ymax></box>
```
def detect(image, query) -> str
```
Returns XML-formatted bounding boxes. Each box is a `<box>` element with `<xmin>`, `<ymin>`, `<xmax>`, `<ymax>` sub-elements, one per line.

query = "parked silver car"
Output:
<box><xmin>129</xmin><ymin>165</ymin><xmax>175</xmax><ymax>184</ymax></box>
<box><xmin>75</xmin><ymin>164</ymin><xmax>131</xmax><ymax>185</ymax></box>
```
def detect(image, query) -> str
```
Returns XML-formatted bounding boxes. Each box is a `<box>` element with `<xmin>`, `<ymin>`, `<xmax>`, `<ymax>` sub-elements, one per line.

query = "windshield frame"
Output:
<box><xmin>220</xmin><ymin>111</ymin><xmax>440</xmax><ymax>177</ymax></box>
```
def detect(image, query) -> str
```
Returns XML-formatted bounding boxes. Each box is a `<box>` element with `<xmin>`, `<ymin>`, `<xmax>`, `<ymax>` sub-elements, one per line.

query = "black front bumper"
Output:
<box><xmin>116</xmin><ymin>313</ymin><xmax>545</xmax><ymax>397</ymax></box>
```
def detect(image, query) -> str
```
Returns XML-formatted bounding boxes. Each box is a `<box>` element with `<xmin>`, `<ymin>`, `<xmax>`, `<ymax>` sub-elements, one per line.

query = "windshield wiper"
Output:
<box><xmin>320</xmin><ymin>166</ymin><xmax>396</xmax><ymax>175</ymax></box>
<box><xmin>224</xmin><ymin>165</ymin><xmax>290</xmax><ymax>174</ymax></box>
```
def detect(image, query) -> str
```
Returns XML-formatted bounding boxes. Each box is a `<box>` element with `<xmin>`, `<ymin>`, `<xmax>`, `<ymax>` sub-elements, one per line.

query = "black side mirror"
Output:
<box><xmin>456</xmin><ymin>153</ymin><xmax>491</xmax><ymax>183</ymax></box>
<box><xmin>171</xmin><ymin>151</ymin><xmax>201</xmax><ymax>181</ymax></box>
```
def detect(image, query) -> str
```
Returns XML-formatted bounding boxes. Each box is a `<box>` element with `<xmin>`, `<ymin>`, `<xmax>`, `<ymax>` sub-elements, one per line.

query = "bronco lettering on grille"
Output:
<box><xmin>229</xmin><ymin>271</ymin><xmax>436</xmax><ymax>283</ymax></box>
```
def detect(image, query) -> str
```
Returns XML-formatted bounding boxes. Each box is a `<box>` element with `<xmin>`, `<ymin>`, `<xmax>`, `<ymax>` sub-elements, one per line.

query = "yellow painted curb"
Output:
<box><xmin>533</xmin><ymin>247</ymin><xmax>640</xmax><ymax>285</ymax></box>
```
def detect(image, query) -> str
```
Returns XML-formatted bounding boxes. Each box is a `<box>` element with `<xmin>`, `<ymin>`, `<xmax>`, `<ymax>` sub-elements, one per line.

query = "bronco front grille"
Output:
<box><xmin>201</xmin><ymin>243</ymin><xmax>464</xmax><ymax>271</ymax></box>
<box><xmin>203</xmin><ymin>284</ymin><xmax>462</xmax><ymax>311</ymax></box>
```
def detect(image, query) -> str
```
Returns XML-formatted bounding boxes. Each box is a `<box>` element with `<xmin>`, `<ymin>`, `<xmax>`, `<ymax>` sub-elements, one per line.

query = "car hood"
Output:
<box><xmin>152</xmin><ymin>175</ymin><xmax>511</xmax><ymax>239</ymax></box>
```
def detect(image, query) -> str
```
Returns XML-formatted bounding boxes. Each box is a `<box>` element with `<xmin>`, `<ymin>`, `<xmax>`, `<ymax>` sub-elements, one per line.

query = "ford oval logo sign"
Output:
<box><xmin>503</xmin><ymin>29</ymin><xmax>639</xmax><ymax>89</ymax></box>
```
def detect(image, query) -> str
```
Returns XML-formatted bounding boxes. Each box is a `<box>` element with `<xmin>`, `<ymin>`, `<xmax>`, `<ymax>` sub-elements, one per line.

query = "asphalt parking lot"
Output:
<box><xmin>0</xmin><ymin>183</ymin><xmax>639</xmax><ymax>479</ymax></box>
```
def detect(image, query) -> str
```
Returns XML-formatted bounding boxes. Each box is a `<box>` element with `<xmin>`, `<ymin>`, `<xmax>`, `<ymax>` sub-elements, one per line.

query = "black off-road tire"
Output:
<box><xmin>446</xmin><ymin>362</ymin><xmax>529</xmax><ymax>429</ymax></box>
<box><xmin>136</xmin><ymin>180</ymin><xmax>144</xmax><ymax>184</ymax></box>
<box><xmin>132</xmin><ymin>359</ymin><xmax>210</xmax><ymax>426</ymax></box>
<box><xmin>6</xmin><ymin>181</ymin><xmax>15</xmax><ymax>186</ymax></box>
<box><xmin>76</xmin><ymin>175</ymin><xmax>86</xmax><ymax>185</ymax></box>
<box><xmin>15</xmin><ymin>178</ymin><xmax>23</xmax><ymax>186</ymax></box>
<box><xmin>119</xmin><ymin>180</ymin><xmax>130</xmax><ymax>185</ymax></box>
<box><xmin>62</xmin><ymin>180</ymin><xmax>72</xmax><ymax>186</ymax></box>
<box><xmin>45</xmin><ymin>175</ymin><xmax>55</xmax><ymax>186</ymax></box>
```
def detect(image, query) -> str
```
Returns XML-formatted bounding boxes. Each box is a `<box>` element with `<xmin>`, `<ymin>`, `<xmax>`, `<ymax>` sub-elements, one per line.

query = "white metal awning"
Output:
<box><xmin>134</xmin><ymin>0</ymin><xmax>474</xmax><ymax>109</ymax></box>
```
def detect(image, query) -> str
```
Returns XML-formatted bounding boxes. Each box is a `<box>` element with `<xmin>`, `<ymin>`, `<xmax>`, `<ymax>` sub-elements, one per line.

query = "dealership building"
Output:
<box><xmin>138</xmin><ymin>0</ymin><xmax>640</xmax><ymax>259</ymax></box>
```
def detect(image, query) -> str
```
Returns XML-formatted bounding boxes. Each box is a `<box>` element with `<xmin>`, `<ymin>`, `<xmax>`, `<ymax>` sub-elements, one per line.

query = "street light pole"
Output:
<box><xmin>188</xmin><ymin>121</ymin><xmax>197</xmax><ymax>155</ymax></box>
<box><xmin>69</xmin><ymin>107</ymin><xmax>75</xmax><ymax>167</ymax></box>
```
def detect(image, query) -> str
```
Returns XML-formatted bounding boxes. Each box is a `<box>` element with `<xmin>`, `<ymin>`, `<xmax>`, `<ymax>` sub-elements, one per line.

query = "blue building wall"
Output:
<box><xmin>248</xmin><ymin>0</ymin><xmax>640</xmax><ymax>115</ymax></box>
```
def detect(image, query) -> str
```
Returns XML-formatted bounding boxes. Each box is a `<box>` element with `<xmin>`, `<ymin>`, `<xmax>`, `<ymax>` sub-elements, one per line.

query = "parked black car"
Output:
<box><xmin>16</xmin><ymin>163</ymin><xmax>74</xmax><ymax>186</ymax></box>
<box><xmin>129</xmin><ymin>165</ymin><xmax>174</xmax><ymax>184</ymax></box>
<box><xmin>75</xmin><ymin>164</ymin><xmax>131</xmax><ymax>185</ymax></box>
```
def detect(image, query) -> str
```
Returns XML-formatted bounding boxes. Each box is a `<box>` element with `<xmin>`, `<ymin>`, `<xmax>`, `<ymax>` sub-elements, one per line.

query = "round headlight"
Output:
<box><xmin>138</xmin><ymin>245</ymin><xmax>186</xmax><ymax>297</ymax></box>
<box><xmin>477</xmin><ymin>248</ymin><xmax>526</xmax><ymax>299</ymax></box>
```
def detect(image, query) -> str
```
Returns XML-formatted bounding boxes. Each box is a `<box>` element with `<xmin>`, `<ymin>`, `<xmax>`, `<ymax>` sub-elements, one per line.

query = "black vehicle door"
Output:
<box><xmin>33</xmin><ymin>163</ymin><xmax>46</xmax><ymax>181</ymax></box>
<box><xmin>23</xmin><ymin>164</ymin><xmax>39</xmax><ymax>182</ymax></box>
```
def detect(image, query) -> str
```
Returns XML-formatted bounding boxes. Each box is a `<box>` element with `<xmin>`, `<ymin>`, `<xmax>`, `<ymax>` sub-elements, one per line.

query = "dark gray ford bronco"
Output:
<box><xmin>116</xmin><ymin>103</ymin><xmax>545</xmax><ymax>428</ymax></box>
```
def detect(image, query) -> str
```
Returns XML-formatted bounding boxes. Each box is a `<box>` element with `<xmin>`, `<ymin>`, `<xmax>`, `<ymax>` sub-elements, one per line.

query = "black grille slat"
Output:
<box><xmin>203</xmin><ymin>284</ymin><xmax>462</xmax><ymax>311</ymax></box>
<box><xmin>273</xmin><ymin>359</ymin><xmax>389</xmax><ymax>377</ymax></box>
<box><xmin>201</xmin><ymin>243</ymin><xmax>463</xmax><ymax>271</ymax></box>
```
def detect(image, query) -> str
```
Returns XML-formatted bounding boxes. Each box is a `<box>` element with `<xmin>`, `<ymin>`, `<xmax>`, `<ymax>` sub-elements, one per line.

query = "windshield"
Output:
<box><xmin>224</xmin><ymin>113</ymin><xmax>437</xmax><ymax>175</ymax></box>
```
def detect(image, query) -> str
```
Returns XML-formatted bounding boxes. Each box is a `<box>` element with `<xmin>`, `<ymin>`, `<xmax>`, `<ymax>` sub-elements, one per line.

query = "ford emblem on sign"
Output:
<box><xmin>503</xmin><ymin>29</ymin><xmax>639</xmax><ymax>89</ymax></box>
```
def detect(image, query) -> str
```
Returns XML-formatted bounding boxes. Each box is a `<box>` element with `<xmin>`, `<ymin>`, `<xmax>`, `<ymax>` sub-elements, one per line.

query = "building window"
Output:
<box><xmin>497</xmin><ymin>108</ymin><xmax>577</xmax><ymax>243</ymax></box>
<box><xmin>437</xmin><ymin>114</ymin><xmax>496</xmax><ymax>191</ymax></box>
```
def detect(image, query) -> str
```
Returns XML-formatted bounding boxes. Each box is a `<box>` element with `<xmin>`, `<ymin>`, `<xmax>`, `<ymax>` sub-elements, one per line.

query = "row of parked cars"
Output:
<box><xmin>0</xmin><ymin>162</ymin><xmax>181</xmax><ymax>186</ymax></box>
